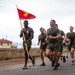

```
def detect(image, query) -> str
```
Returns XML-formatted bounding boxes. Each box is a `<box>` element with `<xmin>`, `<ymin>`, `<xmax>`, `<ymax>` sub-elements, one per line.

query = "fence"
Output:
<box><xmin>0</xmin><ymin>48</ymin><xmax>40</xmax><ymax>60</ymax></box>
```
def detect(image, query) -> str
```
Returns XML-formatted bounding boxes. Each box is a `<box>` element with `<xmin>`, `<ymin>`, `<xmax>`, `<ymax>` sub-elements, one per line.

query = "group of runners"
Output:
<box><xmin>20</xmin><ymin>19</ymin><xmax>75</xmax><ymax>70</ymax></box>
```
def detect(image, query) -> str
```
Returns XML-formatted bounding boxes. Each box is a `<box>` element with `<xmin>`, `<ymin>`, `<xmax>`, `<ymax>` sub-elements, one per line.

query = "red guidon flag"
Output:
<box><xmin>17</xmin><ymin>8</ymin><xmax>36</xmax><ymax>20</ymax></box>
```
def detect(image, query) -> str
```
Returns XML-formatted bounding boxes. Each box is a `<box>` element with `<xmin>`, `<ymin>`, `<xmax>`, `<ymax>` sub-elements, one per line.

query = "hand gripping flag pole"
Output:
<box><xmin>16</xmin><ymin>5</ymin><xmax>29</xmax><ymax>57</ymax></box>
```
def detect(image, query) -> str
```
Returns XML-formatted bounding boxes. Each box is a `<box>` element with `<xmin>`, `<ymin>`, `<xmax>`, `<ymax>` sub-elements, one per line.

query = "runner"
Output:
<box><xmin>38</xmin><ymin>27</ymin><xmax>47</xmax><ymax>66</ymax></box>
<box><xmin>55</xmin><ymin>24</ymin><xmax>66</xmax><ymax>63</ymax></box>
<box><xmin>64</xmin><ymin>26</ymin><xmax>75</xmax><ymax>65</ymax></box>
<box><xmin>20</xmin><ymin>20</ymin><xmax>35</xmax><ymax>69</ymax></box>
<box><xmin>46</xmin><ymin>19</ymin><xmax>61</xmax><ymax>70</ymax></box>
<box><xmin>63</xmin><ymin>41</ymin><xmax>69</xmax><ymax>59</ymax></box>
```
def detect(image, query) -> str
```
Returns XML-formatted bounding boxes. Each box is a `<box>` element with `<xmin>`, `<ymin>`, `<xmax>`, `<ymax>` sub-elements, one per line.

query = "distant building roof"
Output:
<box><xmin>0</xmin><ymin>39</ymin><xmax>12</xmax><ymax>43</ymax></box>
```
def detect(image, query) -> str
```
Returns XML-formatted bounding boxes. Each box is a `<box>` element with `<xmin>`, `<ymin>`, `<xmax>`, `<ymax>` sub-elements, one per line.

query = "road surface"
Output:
<box><xmin>0</xmin><ymin>56</ymin><xmax>75</xmax><ymax>75</ymax></box>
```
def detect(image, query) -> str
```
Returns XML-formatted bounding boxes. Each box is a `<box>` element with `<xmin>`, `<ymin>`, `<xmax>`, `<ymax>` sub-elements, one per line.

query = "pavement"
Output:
<box><xmin>0</xmin><ymin>55</ymin><xmax>75</xmax><ymax>75</ymax></box>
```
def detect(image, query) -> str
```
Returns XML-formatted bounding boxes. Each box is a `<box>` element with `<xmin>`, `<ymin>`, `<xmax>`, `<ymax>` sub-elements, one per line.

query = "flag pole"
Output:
<box><xmin>16</xmin><ymin>5</ymin><xmax>29</xmax><ymax>57</ymax></box>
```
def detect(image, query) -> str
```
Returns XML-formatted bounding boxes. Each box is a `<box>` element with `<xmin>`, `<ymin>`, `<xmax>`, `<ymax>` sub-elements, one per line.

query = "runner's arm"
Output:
<box><xmin>27</xmin><ymin>32</ymin><xmax>34</xmax><ymax>43</ymax></box>
<box><xmin>49</xmin><ymin>34</ymin><xmax>61</xmax><ymax>39</ymax></box>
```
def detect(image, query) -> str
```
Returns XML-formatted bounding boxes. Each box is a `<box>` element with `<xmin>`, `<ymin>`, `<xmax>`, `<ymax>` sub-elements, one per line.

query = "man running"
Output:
<box><xmin>55</xmin><ymin>24</ymin><xmax>66</xmax><ymax>63</ymax></box>
<box><xmin>20</xmin><ymin>20</ymin><xmax>35</xmax><ymax>69</ymax></box>
<box><xmin>46</xmin><ymin>19</ymin><xmax>61</xmax><ymax>70</ymax></box>
<box><xmin>65</xmin><ymin>26</ymin><xmax>75</xmax><ymax>65</ymax></box>
<box><xmin>38</xmin><ymin>27</ymin><xmax>47</xmax><ymax>66</ymax></box>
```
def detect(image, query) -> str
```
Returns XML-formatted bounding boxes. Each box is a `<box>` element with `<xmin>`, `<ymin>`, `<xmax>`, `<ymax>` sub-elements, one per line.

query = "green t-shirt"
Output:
<box><xmin>22</xmin><ymin>27</ymin><xmax>34</xmax><ymax>42</ymax></box>
<box><xmin>60</xmin><ymin>30</ymin><xmax>65</xmax><ymax>36</ymax></box>
<box><xmin>66</xmin><ymin>32</ymin><xmax>75</xmax><ymax>45</ymax></box>
<box><xmin>59</xmin><ymin>30</ymin><xmax>65</xmax><ymax>43</ymax></box>
<box><xmin>47</xmin><ymin>27</ymin><xmax>60</xmax><ymax>43</ymax></box>
<box><xmin>38</xmin><ymin>33</ymin><xmax>46</xmax><ymax>45</ymax></box>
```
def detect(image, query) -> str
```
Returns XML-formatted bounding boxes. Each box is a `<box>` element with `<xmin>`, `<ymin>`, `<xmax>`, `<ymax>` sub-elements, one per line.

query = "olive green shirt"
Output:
<box><xmin>20</xmin><ymin>27</ymin><xmax>34</xmax><ymax>43</ymax></box>
<box><xmin>66</xmin><ymin>32</ymin><xmax>75</xmax><ymax>45</ymax></box>
<box><xmin>38</xmin><ymin>33</ymin><xmax>46</xmax><ymax>45</ymax></box>
<box><xmin>47</xmin><ymin>27</ymin><xmax>60</xmax><ymax>43</ymax></box>
<box><xmin>59</xmin><ymin>30</ymin><xmax>65</xmax><ymax>43</ymax></box>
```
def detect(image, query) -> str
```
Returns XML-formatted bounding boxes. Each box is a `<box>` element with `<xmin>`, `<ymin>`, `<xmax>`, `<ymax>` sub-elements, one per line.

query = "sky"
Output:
<box><xmin>0</xmin><ymin>0</ymin><xmax>75</xmax><ymax>47</ymax></box>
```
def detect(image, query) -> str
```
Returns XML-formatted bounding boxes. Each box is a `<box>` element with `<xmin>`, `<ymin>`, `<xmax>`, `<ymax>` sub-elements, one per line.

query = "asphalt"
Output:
<box><xmin>0</xmin><ymin>55</ymin><xmax>75</xmax><ymax>75</ymax></box>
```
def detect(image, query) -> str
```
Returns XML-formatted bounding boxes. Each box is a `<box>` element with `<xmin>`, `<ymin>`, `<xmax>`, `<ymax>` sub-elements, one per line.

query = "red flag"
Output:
<box><xmin>17</xmin><ymin>8</ymin><xmax>36</xmax><ymax>20</ymax></box>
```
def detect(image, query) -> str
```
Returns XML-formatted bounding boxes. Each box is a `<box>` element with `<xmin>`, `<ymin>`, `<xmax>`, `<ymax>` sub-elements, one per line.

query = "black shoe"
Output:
<box><xmin>32</xmin><ymin>57</ymin><xmax>35</xmax><ymax>66</ymax></box>
<box><xmin>57</xmin><ymin>63</ymin><xmax>60</xmax><ymax>67</ymax></box>
<box><xmin>63</xmin><ymin>56</ymin><xmax>66</xmax><ymax>63</ymax></box>
<box><xmin>53</xmin><ymin>65</ymin><xmax>58</xmax><ymax>70</ymax></box>
<box><xmin>51</xmin><ymin>60</ymin><xmax>55</xmax><ymax>67</ymax></box>
<box><xmin>72</xmin><ymin>60</ymin><xmax>74</xmax><ymax>65</ymax></box>
<box><xmin>66</xmin><ymin>56</ymin><xmax>68</xmax><ymax>58</ymax></box>
<box><xmin>40</xmin><ymin>63</ymin><xmax>46</xmax><ymax>66</ymax></box>
<box><xmin>22</xmin><ymin>65</ymin><xmax>28</xmax><ymax>69</ymax></box>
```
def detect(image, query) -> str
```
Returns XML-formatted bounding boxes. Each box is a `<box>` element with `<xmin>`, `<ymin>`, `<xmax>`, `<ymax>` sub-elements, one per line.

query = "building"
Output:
<box><xmin>0</xmin><ymin>39</ymin><xmax>12</xmax><ymax>48</ymax></box>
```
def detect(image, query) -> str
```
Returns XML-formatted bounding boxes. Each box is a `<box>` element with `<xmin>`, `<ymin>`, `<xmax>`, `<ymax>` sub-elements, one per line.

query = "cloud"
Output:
<box><xmin>0</xmin><ymin>0</ymin><xmax>75</xmax><ymax>45</ymax></box>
